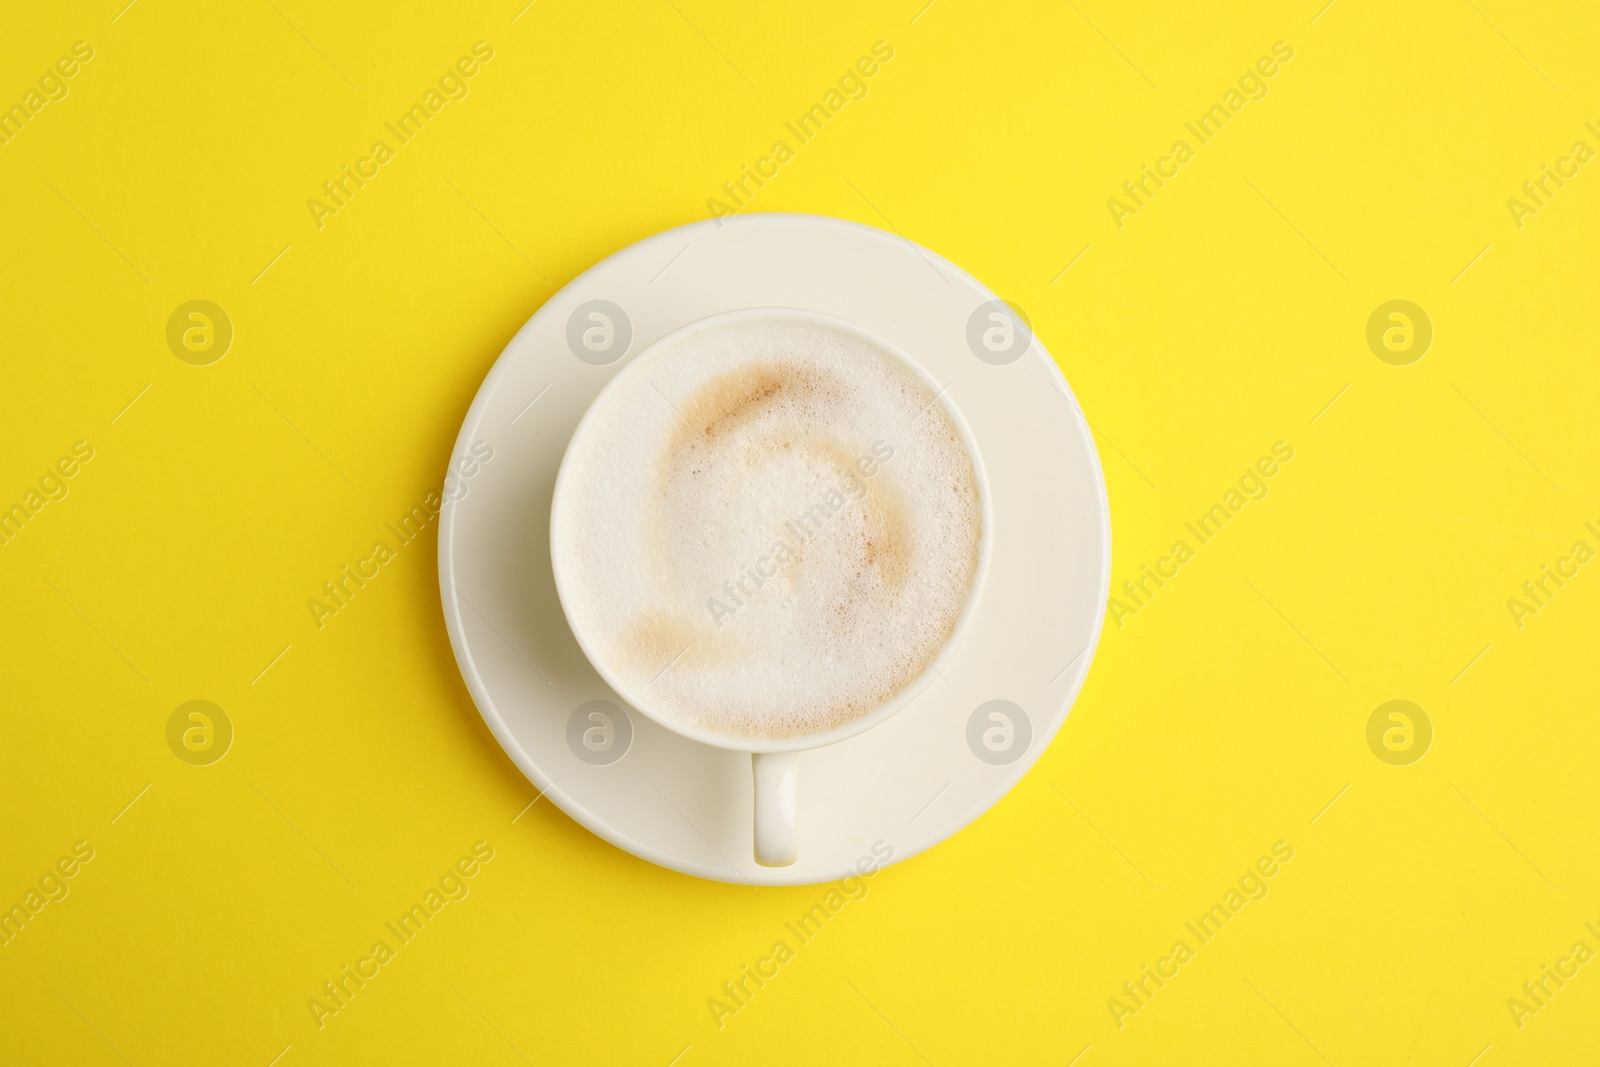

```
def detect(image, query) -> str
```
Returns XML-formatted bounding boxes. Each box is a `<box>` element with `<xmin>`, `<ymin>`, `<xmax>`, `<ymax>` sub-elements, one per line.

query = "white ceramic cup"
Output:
<box><xmin>549</xmin><ymin>308</ymin><xmax>990</xmax><ymax>867</ymax></box>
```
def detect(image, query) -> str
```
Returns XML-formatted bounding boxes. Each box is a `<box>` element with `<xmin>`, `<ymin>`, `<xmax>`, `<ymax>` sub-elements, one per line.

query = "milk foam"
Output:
<box><xmin>554</xmin><ymin>317</ymin><xmax>981</xmax><ymax>740</ymax></box>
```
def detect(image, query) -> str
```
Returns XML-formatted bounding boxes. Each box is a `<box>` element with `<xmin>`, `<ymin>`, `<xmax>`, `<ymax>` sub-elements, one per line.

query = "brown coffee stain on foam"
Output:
<box><xmin>646</xmin><ymin>360</ymin><xmax>830</xmax><ymax>584</ymax></box>
<box><xmin>801</xmin><ymin>436</ymin><xmax>911</xmax><ymax>596</ymax></box>
<box><xmin>794</xmin><ymin>442</ymin><xmax>916</xmax><ymax>650</ymax></box>
<box><xmin>617</xmin><ymin>609</ymin><xmax>692</xmax><ymax>667</ymax></box>
<box><xmin>860</xmin><ymin>477</ymin><xmax>912</xmax><ymax>595</ymax></box>
<box><xmin>677</xmin><ymin>360</ymin><xmax>836</xmax><ymax>444</ymax></box>
<box><xmin>661</xmin><ymin>360</ymin><xmax>848</xmax><ymax>483</ymax></box>
<box><xmin>615</xmin><ymin>609</ymin><xmax>730</xmax><ymax>676</ymax></box>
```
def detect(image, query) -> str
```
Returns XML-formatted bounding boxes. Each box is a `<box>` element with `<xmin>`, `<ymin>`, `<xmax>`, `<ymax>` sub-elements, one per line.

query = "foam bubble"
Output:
<box><xmin>554</xmin><ymin>317</ymin><xmax>981</xmax><ymax>740</ymax></box>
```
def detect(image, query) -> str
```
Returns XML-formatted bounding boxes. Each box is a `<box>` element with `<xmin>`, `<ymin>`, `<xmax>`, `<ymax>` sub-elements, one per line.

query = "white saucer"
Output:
<box><xmin>439</xmin><ymin>213</ymin><xmax>1110</xmax><ymax>885</ymax></box>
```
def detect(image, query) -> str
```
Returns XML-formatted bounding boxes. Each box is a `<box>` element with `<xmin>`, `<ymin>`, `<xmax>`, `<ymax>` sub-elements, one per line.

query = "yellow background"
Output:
<box><xmin>3</xmin><ymin>0</ymin><xmax>1598</xmax><ymax>1063</ymax></box>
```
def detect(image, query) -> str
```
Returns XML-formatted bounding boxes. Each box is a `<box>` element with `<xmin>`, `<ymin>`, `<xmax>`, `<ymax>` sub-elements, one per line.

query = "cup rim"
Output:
<box><xmin>549</xmin><ymin>305</ymin><xmax>993</xmax><ymax>753</ymax></box>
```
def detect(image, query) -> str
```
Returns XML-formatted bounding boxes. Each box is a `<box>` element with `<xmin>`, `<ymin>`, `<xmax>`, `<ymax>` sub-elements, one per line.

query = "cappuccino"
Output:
<box><xmin>553</xmin><ymin>315</ymin><xmax>981</xmax><ymax>740</ymax></box>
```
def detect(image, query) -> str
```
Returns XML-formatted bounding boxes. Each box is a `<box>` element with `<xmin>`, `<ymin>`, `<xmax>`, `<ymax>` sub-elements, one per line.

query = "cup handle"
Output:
<box><xmin>752</xmin><ymin>752</ymin><xmax>799</xmax><ymax>867</ymax></box>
